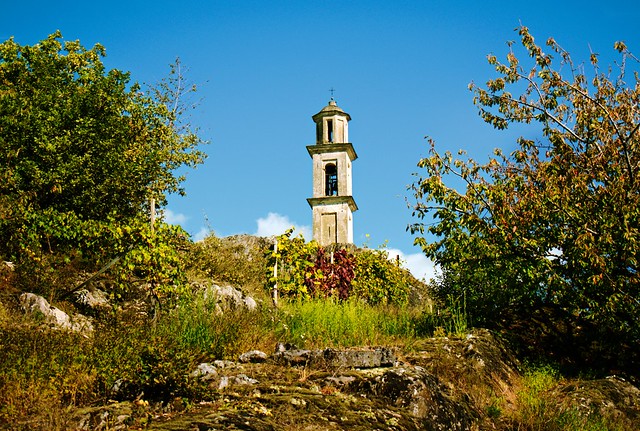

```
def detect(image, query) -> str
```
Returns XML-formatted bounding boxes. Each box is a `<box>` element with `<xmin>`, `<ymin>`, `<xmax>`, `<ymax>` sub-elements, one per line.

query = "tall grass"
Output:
<box><xmin>274</xmin><ymin>298</ymin><xmax>434</xmax><ymax>348</ymax></box>
<box><xmin>0</xmin><ymin>294</ymin><xmax>275</xmax><ymax>429</ymax></box>
<box><xmin>507</xmin><ymin>363</ymin><xmax>629</xmax><ymax>431</ymax></box>
<box><xmin>156</xmin><ymin>293</ymin><xmax>274</xmax><ymax>357</ymax></box>
<box><xmin>0</xmin><ymin>323</ymin><xmax>97</xmax><ymax>430</ymax></box>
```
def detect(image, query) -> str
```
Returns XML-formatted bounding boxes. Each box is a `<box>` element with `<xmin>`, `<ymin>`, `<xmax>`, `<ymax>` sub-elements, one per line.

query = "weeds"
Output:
<box><xmin>506</xmin><ymin>363</ymin><xmax>629</xmax><ymax>431</ymax></box>
<box><xmin>0</xmin><ymin>293</ymin><xmax>274</xmax><ymax>429</ymax></box>
<box><xmin>274</xmin><ymin>298</ymin><xmax>432</xmax><ymax>348</ymax></box>
<box><xmin>0</xmin><ymin>292</ymin><xmax>635</xmax><ymax>430</ymax></box>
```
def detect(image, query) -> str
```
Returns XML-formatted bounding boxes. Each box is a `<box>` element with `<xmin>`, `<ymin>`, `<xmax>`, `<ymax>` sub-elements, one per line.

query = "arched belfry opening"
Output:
<box><xmin>325</xmin><ymin>163</ymin><xmax>338</xmax><ymax>196</ymax></box>
<box><xmin>307</xmin><ymin>99</ymin><xmax>358</xmax><ymax>246</ymax></box>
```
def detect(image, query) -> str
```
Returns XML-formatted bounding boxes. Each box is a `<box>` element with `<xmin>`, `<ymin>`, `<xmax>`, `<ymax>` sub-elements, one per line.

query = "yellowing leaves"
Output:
<box><xmin>409</xmin><ymin>25</ymin><xmax>640</xmax><ymax>352</ymax></box>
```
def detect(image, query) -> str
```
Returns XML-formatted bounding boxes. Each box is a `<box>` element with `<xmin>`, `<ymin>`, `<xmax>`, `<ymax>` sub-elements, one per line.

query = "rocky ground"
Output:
<box><xmin>68</xmin><ymin>330</ymin><xmax>640</xmax><ymax>431</ymax></box>
<box><xmin>5</xmin><ymin>265</ymin><xmax>639</xmax><ymax>430</ymax></box>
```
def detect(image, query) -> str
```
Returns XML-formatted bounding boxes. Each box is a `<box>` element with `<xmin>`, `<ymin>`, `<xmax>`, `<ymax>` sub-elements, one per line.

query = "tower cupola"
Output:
<box><xmin>312</xmin><ymin>98</ymin><xmax>352</xmax><ymax>144</ymax></box>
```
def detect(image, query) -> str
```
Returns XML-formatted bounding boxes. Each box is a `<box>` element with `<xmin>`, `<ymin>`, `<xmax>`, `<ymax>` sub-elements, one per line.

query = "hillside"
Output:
<box><xmin>1</xmin><ymin>236</ymin><xmax>639</xmax><ymax>430</ymax></box>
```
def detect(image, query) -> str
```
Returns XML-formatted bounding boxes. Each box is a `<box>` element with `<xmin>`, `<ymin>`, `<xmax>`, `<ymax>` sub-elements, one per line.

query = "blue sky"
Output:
<box><xmin>4</xmin><ymin>1</ymin><xmax>638</xmax><ymax>280</ymax></box>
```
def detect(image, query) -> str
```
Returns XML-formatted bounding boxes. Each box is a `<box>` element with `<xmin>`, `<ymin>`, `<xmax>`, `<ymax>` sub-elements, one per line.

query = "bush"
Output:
<box><xmin>268</xmin><ymin>230</ymin><xmax>420</xmax><ymax>305</ymax></box>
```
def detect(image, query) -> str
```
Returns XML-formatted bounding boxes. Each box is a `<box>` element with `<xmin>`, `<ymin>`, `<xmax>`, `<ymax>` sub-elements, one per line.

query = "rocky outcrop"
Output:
<box><xmin>19</xmin><ymin>292</ymin><xmax>93</xmax><ymax>334</ymax></box>
<box><xmin>195</xmin><ymin>281</ymin><xmax>258</xmax><ymax>312</ymax></box>
<box><xmin>179</xmin><ymin>346</ymin><xmax>475</xmax><ymax>430</ymax></box>
<box><xmin>406</xmin><ymin>329</ymin><xmax>520</xmax><ymax>402</ymax></box>
<box><xmin>73</xmin><ymin>287</ymin><xmax>110</xmax><ymax>311</ymax></box>
<box><xmin>272</xmin><ymin>347</ymin><xmax>396</xmax><ymax>369</ymax></box>
<box><xmin>65</xmin><ymin>330</ymin><xmax>640</xmax><ymax>430</ymax></box>
<box><xmin>554</xmin><ymin>376</ymin><xmax>640</xmax><ymax>428</ymax></box>
<box><xmin>352</xmin><ymin>366</ymin><xmax>476</xmax><ymax>429</ymax></box>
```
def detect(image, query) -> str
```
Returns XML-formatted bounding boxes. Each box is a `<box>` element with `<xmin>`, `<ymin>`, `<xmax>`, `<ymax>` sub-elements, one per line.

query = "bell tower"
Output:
<box><xmin>307</xmin><ymin>99</ymin><xmax>358</xmax><ymax>246</ymax></box>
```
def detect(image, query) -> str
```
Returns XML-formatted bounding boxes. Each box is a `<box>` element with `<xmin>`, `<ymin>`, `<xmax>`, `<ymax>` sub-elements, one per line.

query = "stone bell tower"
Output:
<box><xmin>307</xmin><ymin>99</ymin><xmax>358</xmax><ymax>246</ymax></box>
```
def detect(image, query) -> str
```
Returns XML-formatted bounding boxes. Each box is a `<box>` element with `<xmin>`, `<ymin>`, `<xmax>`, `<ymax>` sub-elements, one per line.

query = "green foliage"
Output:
<box><xmin>92</xmin><ymin>318</ymin><xmax>210</xmax><ymax>402</ymax></box>
<box><xmin>114</xmin><ymin>221</ymin><xmax>191</xmax><ymax>300</ymax></box>
<box><xmin>0</xmin><ymin>33</ymin><xmax>206</xmax><ymax>298</ymax></box>
<box><xmin>409</xmin><ymin>26</ymin><xmax>640</xmax><ymax>368</ymax></box>
<box><xmin>275</xmin><ymin>299</ymin><xmax>430</xmax><ymax>348</ymax></box>
<box><xmin>268</xmin><ymin>229</ymin><xmax>416</xmax><ymax>305</ymax></box>
<box><xmin>187</xmin><ymin>233</ymin><xmax>269</xmax><ymax>297</ymax></box>
<box><xmin>155</xmin><ymin>292</ymin><xmax>272</xmax><ymax>359</ymax></box>
<box><xmin>268</xmin><ymin>229</ymin><xmax>318</xmax><ymax>299</ymax></box>
<box><xmin>351</xmin><ymin>247</ymin><xmax>413</xmax><ymax>305</ymax></box>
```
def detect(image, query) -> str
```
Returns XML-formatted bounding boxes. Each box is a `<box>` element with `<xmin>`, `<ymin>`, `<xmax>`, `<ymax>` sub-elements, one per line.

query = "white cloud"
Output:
<box><xmin>385</xmin><ymin>248</ymin><xmax>439</xmax><ymax>282</ymax></box>
<box><xmin>255</xmin><ymin>212</ymin><xmax>311</xmax><ymax>240</ymax></box>
<box><xmin>163</xmin><ymin>209</ymin><xmax>188</xmax><ymax>226</ymax></box>
<box><xmin>192</xmin><ymin>226</ymin><xmax>210</xmax><ymax>242</ymax></box>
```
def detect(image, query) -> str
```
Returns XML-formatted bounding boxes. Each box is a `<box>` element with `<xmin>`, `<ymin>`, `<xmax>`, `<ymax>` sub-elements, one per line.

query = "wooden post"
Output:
<box><xmin>272</xmin><ymin>239</ymin><xmax>278</xmax><ymax>307</ymax></box>
<box><xmin>150</xmin><ymin>197</ymin><xmax>156</xmax><ymax>236</ymax></box>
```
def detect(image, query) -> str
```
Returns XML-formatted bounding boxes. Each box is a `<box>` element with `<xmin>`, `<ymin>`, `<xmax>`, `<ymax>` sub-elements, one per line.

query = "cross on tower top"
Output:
<box><xmin>329</xmin><ymin>87</ymin><xmax>335</xmax><ymax>99</ymax></box>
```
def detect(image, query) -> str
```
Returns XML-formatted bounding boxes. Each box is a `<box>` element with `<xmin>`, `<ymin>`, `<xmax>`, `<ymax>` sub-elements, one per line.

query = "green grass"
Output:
<box><xmin>1</xmin><ymin>294</ymin><xmax>633</xmax><ymax>431</ymax></box>
<box><xmin>508</xmin><ymin>363</ymin><xmax>629</xmax><ymax>431</ymax></box>
<box><xmin>274</xmin><ymin>298</ymin><xmax>434</xmax><ymax>348</ymax></box>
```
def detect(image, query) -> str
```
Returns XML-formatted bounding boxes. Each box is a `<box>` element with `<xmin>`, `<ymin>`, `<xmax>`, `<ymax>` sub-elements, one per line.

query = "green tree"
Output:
<box><xmin>409</xmin><ymin>27</ymin><xmax>639</xmax><ymax>367</ymax></box>
<box><xmin>0</xmin><ymin>32</ymin><xmax>206</xmax><ymax>296</ymax></box>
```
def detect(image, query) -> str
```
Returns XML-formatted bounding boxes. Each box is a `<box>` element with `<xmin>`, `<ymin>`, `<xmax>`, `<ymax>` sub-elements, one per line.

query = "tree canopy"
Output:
<box><xmin>0</xmin><ymin>32</ymin><xmax>206</xmax><ymax>296</ymax></box>
<box><xmin>409</xmin><ymin>27</ymin><xmax>639</xmax><ymax>370</ymax></box>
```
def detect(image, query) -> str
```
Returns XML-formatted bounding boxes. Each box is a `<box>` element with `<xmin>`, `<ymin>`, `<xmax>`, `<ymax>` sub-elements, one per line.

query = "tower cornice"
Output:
<box><xmin>306</xmin><ymin>143</ymin><xmax>358</xmax><ymax>161</ymax></box>
<box><xmin>307</xmin><ymin>196</ymin><xmax>358</xmax><ymax>212</ymax></box>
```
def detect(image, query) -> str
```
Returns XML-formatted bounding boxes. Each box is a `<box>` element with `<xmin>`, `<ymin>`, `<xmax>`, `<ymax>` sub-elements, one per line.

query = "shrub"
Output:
<box><xmin>268</xmin><ymin>230</ymin><xmax>419</xmax><ymax>305</ymax></box>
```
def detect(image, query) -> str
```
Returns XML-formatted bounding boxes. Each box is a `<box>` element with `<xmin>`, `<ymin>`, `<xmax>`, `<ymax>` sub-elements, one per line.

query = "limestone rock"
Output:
<box><xmin>199</xmin><ymin>282</ymin><xmax>257</xmax><ymax>311</ymax></box>
<box><xmin>218</xmin><ymin>374</ymin><xmax>259</xmax><ymax>389</ymax></box>
<box><xmin>20</xmin><ymin>292</ymin><xmax>93</xmax><ymax>334</ymax></box>
<box><xmin>351</xmin><ymin>365</ymin><xmax>476</xmax><ymax>429</ymax></box>
<box><xmin>239</xmin><ymin>350</ymin><xmax>268</xmax><ymax>363</ymax></box>
<box><xmin>74</xmin><ymin>287</ymin><xmax>110</xmax><ymax>310</ymax></box>
<box><xmin>191</xmin><ymin>361</ymin><xmax>259</xmax><ymax>390</ymax></box>
<box><xmin>273</xmin><ymin>347</ymin><xmax>396</xmax><ymax>369</ymax></box>
<box><xmin>190</xmin><ymin>363</ymin><xmax>219</xmax><ymax>381</ymax></box>
<box><xmin>554</xmin><ymin>376</ymin><xmax>640</xmax><ymax>426</ymax></box>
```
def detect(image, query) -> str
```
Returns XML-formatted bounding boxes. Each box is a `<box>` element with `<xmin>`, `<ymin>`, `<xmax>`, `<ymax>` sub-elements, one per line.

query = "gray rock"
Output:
<box><xmin>233</xmin><ymin>374</ymin><xmax>259</xmax><ymax>385</ymax></box>
<box><xmin>213</xmin><ymin>359</ymin><xmax>237</xmax><ymax>369</ymax></box>
<box><xmin>243</xmin><ymin>295</ymin><xmax>257</xmax><ymax>310</ymax></box>
<box><xmin>352</xmin><ymin>366</ymin><xmax>475</xmax><ymax>428</ymax></box>
<box><xmin>325</xmin><ymin>375</ymin><xmax>357</xmax><ymax>386</ymax></box>
<box><xmin>217</xmin><ymin>374</ymin><xmax>258</xmax><ymax>390</ymax></box>
<box><xmin>239</xmin><ymin>350</ymin><xmax>268</xmax><ymax>363</ymax></box>
<box><xmin>74</xmin><ymin>287</ymin><xmax>110</xmax><ymax>310</ymax></box>
<box><xmin>191</xmin><ymin>363</ymin><xmax>219</xmax><ymax>380</ymax></box>
<box><xmin>273</xmin><ymin>347</ymin><xmax>396</xmax><ymax>369</ymax></box>
<box><xmin>200</xmin><ymin>282</ymin><xmax>257</xmax><ymax>311</ymax></box>
<box><xmin>20</xmin><ymin>292</ymin><xmax>93</xmax><ymax>334</ymax></box>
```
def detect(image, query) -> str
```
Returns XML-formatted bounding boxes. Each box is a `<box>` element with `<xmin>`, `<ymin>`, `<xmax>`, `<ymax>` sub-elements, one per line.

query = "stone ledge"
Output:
<box><xmin>272</xmin><ymin>347</ymin><xmax>396</xmax><ymax>369</ymax></box>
